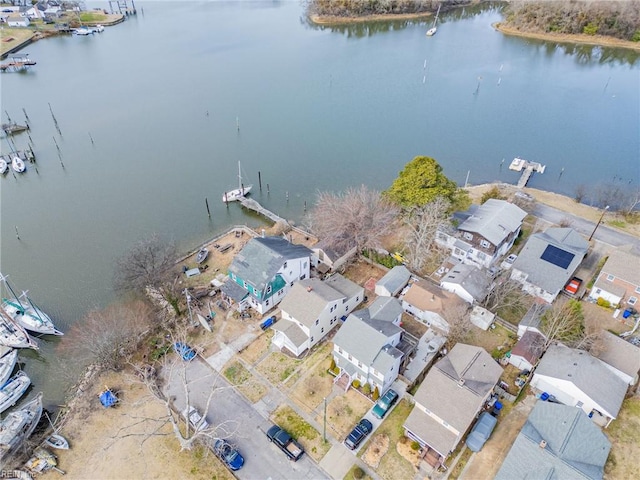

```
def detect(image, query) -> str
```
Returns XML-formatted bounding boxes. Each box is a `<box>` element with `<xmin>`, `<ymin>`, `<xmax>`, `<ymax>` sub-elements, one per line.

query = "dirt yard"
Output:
<box><xmin>605</xmin><ymin>397</ymin><xmax>640</xmax><ymax>479</ymax></box>
<box><xmin>321</xmin><ymin>389</ymin><xmax>373</xmax><ymax>439</ymax></box>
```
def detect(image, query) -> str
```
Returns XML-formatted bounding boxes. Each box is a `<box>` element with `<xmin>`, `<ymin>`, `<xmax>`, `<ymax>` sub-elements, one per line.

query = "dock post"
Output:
<box><xmin>4</xmin><ymin>110</ymin><xmax>11</xmax><ymax>123</ymax></box>
<box><xmin>205</xmin><ymin>197</ymin><xmax>211</xmax><ymax>218</ymax></box>
<box><xmin>15</xmin><ymin>226</ymin><xmax>20</xmax><ymax>240</ymax></box>
<box><xmin>89</xmin><ymin>132</ymin><xmax>95</xmax><ymax>145</ymax></box>
<box><xmin>286</xmin><ymin>191</ymin><xmax>289</xmax><ymax>203</ymax></box>
<box><xmin>267</xmin><ymin>183</ymin><xmax>270</xmax><ymax>194</ymax></box>
<box><xmin>22</xmin><ymin>107</ymin><xmax>29</xmax><ymax>121</ymax></box>
<box><xmin>304</xmin><ymin>200</ymin><xmax>307</xmax><ymax>212</ymax></box>
<box><xmin>258</xmin><ymin>171</ymin><xmax>262</xmax><ymax>192</ymax></box>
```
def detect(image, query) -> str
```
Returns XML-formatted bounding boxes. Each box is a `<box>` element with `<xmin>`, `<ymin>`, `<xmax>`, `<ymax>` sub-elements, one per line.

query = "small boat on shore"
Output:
<box><xmin>12</xmin><ymin>156</ymin><xmax>25</xmax><ymax>173</ymax></box>
<box><xmin>0</xmin><ymin>371</ymin><xmax>31</xmax><ymax>414</ymax></box>
<box><xmin>44</xmin><ymin>433</ymin><xmax>69</xmax><ymax>450</ymax></box>
<box><xmin>222</xmin><ymin>161</ymin><xmax>252</xmax><ymax>202</ymax></box>
<box><xmin>196</xmin><ymin>247</ymin><xmax>209</xmax><ymax>264</ymax></box>
<box><xmin>0</xmin><ymin>393</ymin><xmax>43</xmax><ymax>461</ymax></box>
<box><xmin>426</xmin><ymin>4</ymin><xmax>441</xmax><ymax>36</ymax></box>
<box><xmin>0</xmin><ymin>310</ymin><xmax>38</xmax><ymax>350</ymax></box>
<box><xmin>0</xmin><ymin>158</ymin><xmax>8</xmax><ymax>175</ymax></box>
<box><xmin>0</xmin><ymin>347</ymin><xmax>18</xmax><ymax>386</ymax></box>
<box><xmin>25</xmin><ymin>447</ymin><xmax>60</xmax><ymax>474</ymax></box>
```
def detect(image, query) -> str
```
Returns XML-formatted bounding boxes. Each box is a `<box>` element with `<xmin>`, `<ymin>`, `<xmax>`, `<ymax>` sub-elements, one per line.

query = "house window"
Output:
<box><xmin>463</xmin><ymin>232</ymin><xmax>473</xmax><ymax>241</ymax></box>
<box><xmin>304</xmin><ymin>261</ymin><xmax>307</xmax><ymax>269</ymax></box>
<box><xmin>321</xmin><ymin>327</ymin><xmax>324</xmax><ymax>333</ymax></box>
<box><xmin>348</xmin><ymin>354</ymin><xmax>352</xmax><ymax>361</ymax></box>
<box><xmin>635</xmin><ymin>286</ymin><xmax>640</xmax><ymax>294</ymax></box>
<box><xmin>576</xmin><ymin>401</ymin><xmax>584</xmax><ymax>408</ymax></box>
<box><xmin>358</xmin><ymin>361</ymin><xmax>362</xmax><ymax>368</ymax></box>
<box><xmin>333</xmin><ymin>316</ymin><xmax>337</xmax><ymax>323</ymax></box>
<box><xmin>311</xmin><ymin>336</ymin><xmax>314</xmax><ymax>342</ymax></box>
<box><xmin>300</xmin><ymin>274</ymin><xmax>306</xmax><ymax>280</ymax></box>
<box><xmin>338</xmin><ymin>347</ymin><xmax>343</xmax><ymax>354</ymax></box>
<box><xmin>266</xmin><ymin>285</ymin><xmax>272</xmax><ymax>294</ymax></box>
<box><xmin>330</xmin><ymin>305</ymin><xmax>335</xmax><ymax>312</ymax></box>
<box><xmin>345</xmin><ymin>305</ymin><xmax>349</xmax><ymax>311</ymax></box>
<box><xmin>477</xmin><ymin>251</ymin><xmax>486</xmax><ymax>260</ymax></box>
<box><xmin>356</xmin><ymin>296</ymin><xmax>360</xmax><ymax>302</ymax></box>
<box><xmin>243</xmin><ymin>281</ymin><xmax>247</xmax><ymax>289</ymax></box>
<box><xmin>266</xmin><ymin>300</ymin><xmax>270</xmax><ymax>306</ymax></box>
<box><xmin>315</xmin><ymin>319</ymin><xmax>319</xmax><ymax>325</ymax></box>
<box><xmin>290</xmin><ymin>281</ymin><xmax>294</xmax><ymax>287</ymax></box>
<box><xmin>607</xmin><ymin>274</ymin><xmax>615</xmax><ymax>282</ymax></box>
<box><xmin>629</xmin><ymin>297</ymin><xmax>638</xmax><ymax>306</ymax></box>
<box><xmin>480</xmin><ymin>239</ymin><xmax>491</xmax><ymax>249</ymax></box>
<box><xmin>454</xmin><ymin>248</ymin><xmax>463</xmax><ymax>256</ymax></box>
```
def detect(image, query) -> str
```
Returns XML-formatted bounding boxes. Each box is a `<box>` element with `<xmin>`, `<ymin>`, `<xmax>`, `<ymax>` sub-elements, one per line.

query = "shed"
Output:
<box><xmin>375</xmin><ymin>266</ymin><xmax>411</xmax><ymax>297</ymax></box>
<box><xmin>469</xmin><ymin>305</ymin><xmax>495</xmax><ymax>330</ymax></box>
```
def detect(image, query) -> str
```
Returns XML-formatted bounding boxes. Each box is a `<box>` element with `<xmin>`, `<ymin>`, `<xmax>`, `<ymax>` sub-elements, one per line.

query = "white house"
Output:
<box><xmin>7</xmin><ymin>15</ymin><xmax>30</xmax><ymax>27</ymax></box>
<box><xmin>511</xmin><ymin>228</ymin><xmax>588</xmax><ymax>303</ymax></box>
<box><xmin>440</xmin><ymin>263</ymin><xmax>491</xmax><ymax>304</ymax></box>
<box><xmin>531</xmin><ymin>344</ymin><xmax>628</xmax><ymax>427</ymax></box>
<box><xmin>588</xmin><ymin>250</ymin><xmax>640</xmax><ymax>308</ymax></box>
<box><xmin>469</xmin><ymin>305</ymin><xmax>495</xmax><ymax>331</ymax></box>
<box><xmin>272</xmin><ymin>275</ymin><xmax>364</xmax><ymax>357</ymax></box>
<box><xmin>375</xmin><ymin>265</ymin><xmax>411</xmax><ymax>297</ymax></box>
<box><xmin>404</xmin><ymin>344</ymin><xmax>503</xmax><ymax>468</ymax></box>
<box><xmin>310</xmin><ymin>240</ymin><xmax>358</xmax><ymax>274</ymax></box>
<box><xmin>224</xmin><ymin>236</ymin><xmax>312</xmax><ymax>315</ymax></box>
<box><xmin>401</xmin><ymin>279</ymin><xmax>467</xmax><ymax>333</ymax></box>
<box><xmin>436</xmin><ymin>199</ymin><xmax>526</xmax><ymax>269</ymax></box>
<box><xmin>332</xmin><ymin>297</ymin><xmax>404</xmax><ymax>394</ymax></box>
<box><xmin>593</xmin><ymin>331</ymin><xmax>640</xmax><ymax>386</ymax></box>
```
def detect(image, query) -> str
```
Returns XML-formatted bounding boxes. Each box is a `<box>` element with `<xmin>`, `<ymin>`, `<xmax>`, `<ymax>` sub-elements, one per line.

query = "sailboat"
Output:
<box><xmin>0</xmin><ymin>274</ymin><xmax>63</xmax><ymax>336</ymax></box>
<box><xmin>426</xmin><ymin>4</ymin><xmax>441</xmax><ymax>36</ymax></box>
<box><xmin>12</xmin><ymin>156</ymin><xmax>25</xmax><ymax>173</ymax></box>
<box><xmin>0</xmin><ymin>309</ymin><xmax>38</xmax><ymax>350</ymax></box>
<box><xmin>0</xmin><ymin>371</ymin><xmax>31</xmax><ymax>414</ymax></box>
<box><xmin>0</xmin><ymin>392</ymin><xmax>43</xmax><ymax>461</ymax></box>
<box><xmin>0</xmin><ymin>346</ymin><xmax>18</xmax><ymax>385</ymax></box>
<box><xmin>0</xmin><ymin>158</ymin><xmax>8</xmax><ymax>175</ymax></box>
<box><xmin>222</xmin><ymin>161</ymin><xmax>253</xmax><ymax>202</ymax></box>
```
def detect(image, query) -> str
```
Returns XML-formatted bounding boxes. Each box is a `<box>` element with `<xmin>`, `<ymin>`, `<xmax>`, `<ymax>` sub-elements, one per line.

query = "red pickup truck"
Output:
<box><xmin>564</xmin><ymin>277</ymin><xmax>582</xmax><ymax>296</ymax></box>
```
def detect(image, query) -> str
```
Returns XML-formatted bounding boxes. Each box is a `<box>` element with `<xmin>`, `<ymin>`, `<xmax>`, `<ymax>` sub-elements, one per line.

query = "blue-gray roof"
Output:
<box><xmin>458</xmin><ymin>199</ymin><xmax>526</xmax><ymax>246</ymax></box>
<box><xmin>440</xmin><ymin>264</ymin><xmax>491</xmax><ymax>302</ymax></box>
<box><xmin>376</xmin><ymin>266</ymin><xmax>411</xmax><ymax>295</ymax></box>
<box><xmin>228</xmin><ymin>236</ymin><xmax>311</xmax><ymax>292</ymax></box>
<box><xmin>512</xmin><ymin>228</ymin><xmax>588</xmax><ymax>295</ymax></box>
<box><xmin>496</xmin><ymin>402</ymin><xmax>611</xmax><ymax>480</ymax></box>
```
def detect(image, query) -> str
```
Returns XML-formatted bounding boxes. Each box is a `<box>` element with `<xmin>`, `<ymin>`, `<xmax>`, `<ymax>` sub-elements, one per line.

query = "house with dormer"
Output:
<box><xmin>272</xmin><ymin>275</ymin><xmax>364</xmax><ymax>357</ymax></box>
<box><xmin>332</xmin><ymin>297</ymin><xmax>405</xmax><ymax>394</ymax></box>
<box><xmin>511</xmin><ymin>228</ymin><xmax>588</xmax><ymax>303</ymax></box>
<box><xmin>403</xmin><ymin>344</ymin><xmax>503</xmax><ymax>468</ymax></box>
<box><xmin>436</xmin><ymin>199</ymin><xmax>527</xmax><ymax>269</ymax></box>
<box><xmin>224</xmin><ymin>236</ymin><xmax>312</xmax><ymax>315</ymax></box>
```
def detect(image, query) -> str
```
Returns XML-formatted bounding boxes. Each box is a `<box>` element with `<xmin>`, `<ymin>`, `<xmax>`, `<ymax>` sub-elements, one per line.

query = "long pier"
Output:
<box><xmin>237</xmin><ymin>197</ymin><xmax>288</xmax><ymax>225</ymax></box>
<box><xmin>509</xmin><ymin>157</ymin><xmax>546</xmax><ymax>188</ymax></box>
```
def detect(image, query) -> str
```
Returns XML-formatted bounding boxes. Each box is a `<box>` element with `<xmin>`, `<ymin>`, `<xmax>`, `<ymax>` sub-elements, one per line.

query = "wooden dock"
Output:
<box><xmin>0</xmin><ymin>54</ymin><xmax>36</xmax><ymax>72</ymax></box>
<box><xmin>0</xmin><ymin>149</ymin><xmax>35</xmax><ymax>167</ymax></box>
<box><xmin>237</xmin><ymin>197</ymin><xmax>288</xmax><ymax>225</ymax></box>
<box><xmin>2</xmin><ymin>122</ymin><xmax>29</xmax><ymax>135</ymax></box>
<box><xmin>509</xmin><ymin>157</ymin><xmax>546</xmax><ymax>188</ymax></box>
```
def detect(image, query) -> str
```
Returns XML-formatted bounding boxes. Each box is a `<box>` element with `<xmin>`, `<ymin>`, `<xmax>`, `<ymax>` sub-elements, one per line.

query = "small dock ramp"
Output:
<box><xmin>237</xmin><ymin>197</ymin><xmax>288</xmax><ymax>224</ymax></box>
<box><xmin>509</xmin><ymin>157</ymin><xmax>545</xmax><ymax>188</ymax></box>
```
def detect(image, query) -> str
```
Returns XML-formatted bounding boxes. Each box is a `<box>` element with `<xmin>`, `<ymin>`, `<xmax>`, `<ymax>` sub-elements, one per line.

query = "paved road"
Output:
<box><xmin>164</xmin><ymin>359</ymin><xmax>327</xmax><ymax>480</ymax></box>
<box><xmin>533</xmin><ymin>203</ymin><xmax>640</xmax><ymax>254</ymax></box>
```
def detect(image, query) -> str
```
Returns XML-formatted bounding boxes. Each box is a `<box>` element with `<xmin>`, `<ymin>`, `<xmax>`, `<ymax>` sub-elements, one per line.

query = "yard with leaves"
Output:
<box><xmin>320</xmin><ymin>389</ymin><xmax>372</xmax><ymax>440</ymax></box>
<box><xmin>605</xmin><ymin>397</ymin><xmax>640</xmax><ymax>479</ymax></box>
<box><xmin>223</xmin><ymin>359</ymin><xmax>268</xmax><ymax>403</ymax></box>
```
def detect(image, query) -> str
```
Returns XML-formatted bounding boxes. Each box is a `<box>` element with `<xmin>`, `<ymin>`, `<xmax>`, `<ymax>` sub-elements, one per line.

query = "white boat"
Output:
<box><xmin>0</xmin><ymin>347</ymin><xmax>18</xmax><ymax>386</ymax></box>
<box><xmin>0</xmin><ymin>393</ymin><xmax>43</xmax><ymax>461</ymax></box>
<box><xmin>1</xmin><ymin>274</ymin><xmax>63</xmax><ymax>336</ymax></box>
<box><xmin>73</xmin><ymin>27</ymin><xmax>93</xmax><ymax>35</ymax></box>
<box><xmin>0</xmin><ymin>371</ymin><xmax>31</xmax><ymax>414</ymax></box>
<box><xmin>0</xmin><ymin>309</ymin><xmax>38</xmax><ymax>350</ymax></box>
<box><xmin>222</xmin><ymin>161</ymin><xmax>253</xmax><ymax>202</ymax></box>
<box><xmin>44</xmin><ymin>433</ymin><xmax>69</xmax><ymax>450</ymax></box>
<box><xmin>93</xmin><ymin>24</ymin><xmax>105</xmax><ymax>33</ymax></box>
<box><xmin>25</xmin><ymin>447</ymin><xmax>59</xmax><ymax>474</ymax></box>
<box><xmin>11</xmin><ymin>156</ymin><xmax>25</xmax><ymax>173</ymax></box>
<box><xmin>0</xmin><ymin>158</ymin><xmax>8</xmax><ymax>175</ymax></box>
<box><xmin>426</xmin><ymin>4</ymin><xmax>441</xmax><ymax>36</ymax></box>
<box><xmin>196</xmin><ymin>247</ymin><xmax>209</xmax><ymax>264</ymax></box>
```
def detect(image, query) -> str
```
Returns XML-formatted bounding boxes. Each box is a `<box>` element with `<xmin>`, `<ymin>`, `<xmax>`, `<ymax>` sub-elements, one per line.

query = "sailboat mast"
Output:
<box><xmin>0</xmin><ymin>273</ymin><xmax>25</xmax><ymax>311</ymax></box>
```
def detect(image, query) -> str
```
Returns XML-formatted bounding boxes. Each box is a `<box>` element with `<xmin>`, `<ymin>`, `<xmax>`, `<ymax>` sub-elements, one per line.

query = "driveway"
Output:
<box><xmin>163</xmin><ymin>358</ymin><xmax>327</xmax><ymax>480</ymax></box>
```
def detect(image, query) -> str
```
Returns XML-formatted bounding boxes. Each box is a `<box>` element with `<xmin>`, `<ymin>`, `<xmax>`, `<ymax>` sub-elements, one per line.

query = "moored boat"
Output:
<box><xmin>0</xmin><ymin>393</ymin><xmax>43</xmax><ymax>461</ymax></box>
<box><xmin>0</xmin><ymin>371</ymin><xmax>31</xmax><ymax>414</ymax></box>
<box><xmin>11</xmin><ymin>156</ymin><xmax>25</xmax><ymax>173</ymax></box>
<box><xmin>0</xmin><ymin>346</ymin><xmax>18</xmax><ymax>385</ymax></box>
<box><xmin>222</xmin><ymin>161</ymin><xmax>252</xmax><ymax>202</ymax></box>
<box><xmin>426</xmin><ymin>4</ymin><xmax>441</xmax><ymax>36</ymax></box>
<box><xmin>0</xmin><ymin>158</ymin><xmax>8</xmax><ymax>175</ymax></box>
<box><xmin>0</xmin><ymin>310</ymin><xmax>38</xmax><ymax>350</ymax></box>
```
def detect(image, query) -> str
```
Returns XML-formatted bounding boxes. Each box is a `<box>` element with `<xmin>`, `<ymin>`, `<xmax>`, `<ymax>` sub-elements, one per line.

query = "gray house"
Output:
<box><xmin>511</xmin><ymin>228</ymin><xmax>588</xmax><ymax>303</ymax></box>
<box><xmin>440</xmin><ymin>263</ymin><xmax>491</xmax><ymax>304</ymax></box>
<box><xmin>496</xmin><ymin>401</ymin><xmax>611</xmax><ymax>480</ymax></box>
<box><xmin>375</xmin><ymin>265</ymin><xmax>412</xmax><ymax>297</ymax></box>
<box><xmin>332</xmin><ymin>297</ymin><xmax>405</xmax><ymax>394</ymax></box>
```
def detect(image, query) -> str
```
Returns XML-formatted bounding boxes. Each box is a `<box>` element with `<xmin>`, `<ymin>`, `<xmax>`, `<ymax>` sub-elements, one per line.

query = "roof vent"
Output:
<box><xmin>539</xmin><ymin>440</ymin><xmax>547</xmax><ymax>449</ymax></box>
<box><xmin>458</xmin><ymin>378</ymin><xmax>465</xmax><ymax>387</ymax></box>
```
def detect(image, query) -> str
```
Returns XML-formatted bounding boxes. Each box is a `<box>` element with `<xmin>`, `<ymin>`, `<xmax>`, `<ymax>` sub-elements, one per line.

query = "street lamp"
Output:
<box><xmin>588</xmin><ymin>205</ymin><xmax>609</xmax><ymax>241</ymax></box>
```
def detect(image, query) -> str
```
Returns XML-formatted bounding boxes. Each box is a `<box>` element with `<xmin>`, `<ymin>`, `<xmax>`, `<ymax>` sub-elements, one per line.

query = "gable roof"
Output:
<box><xmin>440</xmin><ymin>264</ymin><xmax>491</xmax><ymax>302</ymax></box>
<box><xmin>511</xmin><ymin>331</ymin><xmax>545</xmax><ymax>365</ymax></box>
<box><xmin>324</xmin><ymin>273</ymin><xmax>363</xmax><ymax>299</ymax></box>
<box><xmin>594</xmin><ymin>330</ymin><xmax>640</xmax><ymax>382</ymax></box>
<box><xmin>312</xmin><ymin>239</ymin><xmax>355</xmax><ymax>262</ymax></box>
<box><xmin>272</xmin><ymin>319</ymin><xmax>308</xmax><ymax>348</ymax></box>
<box><xmin>229</xmin><ymin>236</ymin><xmax>311</xmax><ymax>292</ymax></box>
<box><xmin>458</xmin><ymin>199</ymin><xmax>526</xmax><ymax>246</ymax></box>
<box><xmin>406</xmin><ymin>344</ymin><xmax>503</xmax><ymax>454</ymax></box>
<box><xmin>402</xmin><ymin>279</ymin><xmax>466</xmax><ymax>313</ymax></box>
<box><xmin>376</xmin><ymin>266</ymin><xmax>411</xmax><ymax>294</ymax></box>
<box><xmin>496</xmin><ymin>402</ymin><xmax>611</xmax><ymax>480</ymax></box>
<box><xmin>596</xmin><ymin>249</ymin><xmax>640</xmax><ymax>288</ymax></box>
<box><xmin>279</xmin><ymin>278</ymin><xmax>344</xmax><ymax>328</ymax></box>
<box><xmin>535</xmin><ymin>344</ymin><xmax>627</xmax><ymax>418</ymax></box>
<box><xmin>513</xmin><ymin>228</ymin><xmax>588</xmax><ymax>295</ymax></box>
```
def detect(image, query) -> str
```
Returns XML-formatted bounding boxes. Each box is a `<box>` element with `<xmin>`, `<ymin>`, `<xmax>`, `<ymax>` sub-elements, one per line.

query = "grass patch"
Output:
<box><xmin>78</xmin><ymin>12</ymin><xmax>108</xmax><ymax>22</ymax></box>
<box><xmin>222</xmin><ymin>358</ymin><xmax>269</xmax><ymax>403</ymax></box>
<box><xmin>605</xmin><ymin>397</ymin><xmax>640</xmax><ymax>479</ymax></box>
<box><xmin>608</xmin><ymin>219</ymin><xmax>626</xmax><ymax>228</ymax></box>
<box><xmin>344</xmin><ymin>464</ymin><xmax>372</xmax><ymax>480</ymax></box>
<box><xmin>223</xmin><ymin>360</ymin><xmax>251</xmax><ymax>385</ymax></box>
<box><xmin>257</xmin><ymin>351</ymin><xmax>302</xmax><ymax>385</ymax></box>
<box><xmin>239</xmin><ymin>329</ymin><xmax>273</xmax><ymax>365</ymax></box>
<box><xmin>272</xmin><ymin>405</ymin><xmax>331</xmax><ymax>462</ymax></box>
<box><xmin>448</xmin><ymin>446</ymin><xmax>473</xmax><ymax>479</ymax></box>
<box><xmin>358</xmin><ymin>399</ymin><xmax>416</xmax><ymax>480</ymax></box>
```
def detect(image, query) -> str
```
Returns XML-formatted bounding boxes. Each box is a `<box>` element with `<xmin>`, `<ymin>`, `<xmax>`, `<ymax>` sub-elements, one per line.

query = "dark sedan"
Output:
<box><xmin>345</xmin><ymin>418</ymin><xmax>373</xmax><ymax>450</ymax></box>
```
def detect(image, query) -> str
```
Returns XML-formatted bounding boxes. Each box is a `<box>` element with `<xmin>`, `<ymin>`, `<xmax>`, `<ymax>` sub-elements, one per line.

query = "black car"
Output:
<box><xmin>344</xmin><ymin>418</ymin><xmax>373</xmax><ymax>450</ymax></box>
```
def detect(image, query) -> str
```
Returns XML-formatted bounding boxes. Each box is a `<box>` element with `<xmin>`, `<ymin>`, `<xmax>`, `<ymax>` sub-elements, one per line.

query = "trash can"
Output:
<box><xmin>540</xmin><ymin>392</ymin><xmax>550</xmax><ymax>401</ymax></box>
<box><xmin>623</xmin><ymin>309</ymin><xmax>632</xmax><ymax>319</ymax></box>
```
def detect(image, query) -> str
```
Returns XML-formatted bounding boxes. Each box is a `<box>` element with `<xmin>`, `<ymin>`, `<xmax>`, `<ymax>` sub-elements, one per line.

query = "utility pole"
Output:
<box><xmin>588</xmin><ymin>205</ymin><xmax>609</xmax><ymax>241</ymax></box>
<box><xmin>323</xmin><ymin>397</ymin><xmax>327</xmax><ymax>443</ymax></box>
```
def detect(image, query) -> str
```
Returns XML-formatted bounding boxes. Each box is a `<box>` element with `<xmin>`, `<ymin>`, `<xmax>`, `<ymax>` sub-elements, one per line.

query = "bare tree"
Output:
<box><xmin>403</xmin><ymin>197</ymin><xmax>450</xmax><ymax>272</ymax></box>
<box><xmin>539</xmin><ymin>299</ymin><xmax>585</xmax><ymax>349</ymax></box>
<box><xmin>622</xmin><ymin>188</ymin><xmax>640</xmax><ymax>216</ymax></box>
<box><xmin>483</xmin><ymin>277</ymin><xmax>529</xmax><ymax>315</ymax></box>
<box><xmin>442</xmin><ymin>304</ymin><xmax>473</xmax><ymax>350</ymax></box>
<box><xmin>114</xmin><ymin>233</ymin><xmax>177</xmax><ymax>293</ymax></box>
<box><xmin>58</xmin><ymin>300</ymin><xmax>153</xmax><ymax>370</ymax></box>
<box><xmin>306</xmin><ymin>185</ymin><xmax>399</xmax><ymax>253</ymax></box>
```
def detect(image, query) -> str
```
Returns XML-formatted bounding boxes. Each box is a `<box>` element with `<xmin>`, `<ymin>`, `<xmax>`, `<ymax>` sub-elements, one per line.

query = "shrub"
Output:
<box><xmin>331</xmin><ymin>366</ymin><xmax>341</xmax><ymax>375</ymax></box>
<box><xmin>353</xmin><ymin>466</ymin><xmax>365</xmax><ymax>479</ymax></box>
<box><xmin>596</xmin><ymin>297</ymin><xmax>611</xmax><ymax>308</ymax></box>
<box><xmin>411</xmin><ymin>441</ymin><xmax>420</xmax><ymax>451</ymax></box>
<box><xmin>362</xmin><ymin>383</ymin><xmax>371</xmax><ymax>395</ymax></box>
<box><xmin>583</xmin><ymin>22</ymin><xmax>598</xmax><ymax>35</ymax></box>
<box><xmin>480</xmin><ymin>185</ymin><xmax>505</xmax><ymax>204</ymax></box>
<box><xmin>352</xmin><ymin>379</ymin><xmax>361</xmax><ymax>389</ymax></box>
<box><xmin>372</xmin><ymin>386</ymin><xmax>380</xmax><ymax>401</ymax></box>
<box><xmin>330</xmin><ymin>358</ymin><xmax>336</xmax><ymax>371</ymax></box>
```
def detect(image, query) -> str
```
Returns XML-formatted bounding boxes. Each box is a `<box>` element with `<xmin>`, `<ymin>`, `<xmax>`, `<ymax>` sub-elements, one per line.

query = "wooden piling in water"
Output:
<box><xmin>205</xmin><ymin>197</ymin><xmax>211</xmax><ymax>218</ymax></box>
<box><xmin>22</xmin><ymin>108</ymin><xmax>29</xmax><ymax>121</ymax></box>
<box><xmin>258</xmin><ymin>171</ymin><xmax>262</xmax><ymax>192</ymax></box>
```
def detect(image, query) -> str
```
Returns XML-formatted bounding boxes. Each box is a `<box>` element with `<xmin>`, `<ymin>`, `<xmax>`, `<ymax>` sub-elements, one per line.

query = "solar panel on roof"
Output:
<box><xmin>540</xmin><ymin>245</ymin><xmax>575</xmax><ymax>269</ymax></box>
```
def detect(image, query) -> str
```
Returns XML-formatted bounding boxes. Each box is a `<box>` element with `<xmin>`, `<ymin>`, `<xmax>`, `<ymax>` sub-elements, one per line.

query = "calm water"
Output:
<box><xmin>1</xmin><ymin>1</ymin><xmax>639</xmax><ymax>407</ymax></box>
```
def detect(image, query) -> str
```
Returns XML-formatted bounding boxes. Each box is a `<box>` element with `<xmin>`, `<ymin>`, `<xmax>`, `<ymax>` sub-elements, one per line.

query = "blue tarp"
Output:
<box><xmin>100</xmin><ymin>389</ymin><xmax>118</xmax><ymax>408</ymax></box>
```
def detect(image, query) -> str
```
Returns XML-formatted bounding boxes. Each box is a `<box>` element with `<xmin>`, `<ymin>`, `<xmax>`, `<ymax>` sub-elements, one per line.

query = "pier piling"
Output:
<box><xmin>258</xmin><ymin>171</ymin><xmax>262</xmax><ymax>192</ymax></box>
<box><xmin>15</xmin><ymin>226</ymin><xmax>20</xmax><ymax>240</ymax></box>
<box><xmin>205</xmin><ymin>197</ymin><xmax>211</xmax><ymax>218</ymax></box>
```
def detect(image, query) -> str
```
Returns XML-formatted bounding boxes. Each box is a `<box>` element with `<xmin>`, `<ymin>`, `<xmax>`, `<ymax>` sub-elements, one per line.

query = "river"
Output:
<box><xmin>1</xmin><ymin>1</ymin><xmax>638</xmax><ymax>408</ymax></box>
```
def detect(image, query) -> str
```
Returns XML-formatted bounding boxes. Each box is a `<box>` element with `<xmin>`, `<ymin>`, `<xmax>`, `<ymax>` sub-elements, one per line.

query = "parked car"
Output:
<box><xmin>345</xmin><ymin>418</ymin><xmax>373</xmax><ymax>450</ymax></box>
<box><xmin>182</xmin><ymin>406</ymin><xmax>209</xmax><ymax>432</ymax></box>
<box><xmin>174</xmin><ymin>342</ymin><xmax>196</xmax><ymax>361</ymax></box>
<box><xmin>563</xmin><ymin>277</ymin><xmax>582</xmax><ymax>296</ymax></box>
<box><xmin>213</xmin><ymin>439</ymin><xmax>245</xmax><ymax>471</ymax></box>
<box><xmin>372</xmin><ymin>389</ymin><xmax>398</xmax><ymax>419</ymax></box>
<box><xmin>465</xmin><ymin>412</ymin><xmax>497</xmax><ymax>452</ymax></box>
<box><xmin>266</xmin><ymin>425</ymin><xmax>304</xmax><ymax>461</ymax></box>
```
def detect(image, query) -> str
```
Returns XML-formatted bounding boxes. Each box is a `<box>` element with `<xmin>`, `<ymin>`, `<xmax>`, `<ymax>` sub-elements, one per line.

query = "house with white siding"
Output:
<box><xmin>332</xmin><ymin>297</ymin><xmax>404</xmax><ymax>394</ymax></box>
<box><xmin>587</xmin><ymin>250</ymin><xmax>640</xmax><ymax>309</ymax></box>
<box><xmin>272</xmin><ymin>275</ymin><xmax>363</xmax><ymax>357</ymax></box>
<box><xmin>375</xmin><ymin>266</ymin><xmax>411</xmax><ymax>297</ymax></box>
<box><xmin>401</xmin><ymin>279</ymin><xmax>467</xmax><ymax>332</ymax></box>
<box><xmin>440</xmin><ymin>263</ymin><xmax>491</xmax><ymax>304</ymax></box>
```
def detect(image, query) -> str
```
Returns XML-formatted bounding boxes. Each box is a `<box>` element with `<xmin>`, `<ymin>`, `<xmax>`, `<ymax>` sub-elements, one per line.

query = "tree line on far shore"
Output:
<box><xmin>502</xmin><ymin>0</ymin><xmax>640</xmax><ymax>42</ymax></box>
<box><xmin>303</xmin><ymin>0</ymin><xmax>468</xmax><ymax>18</ymax></box>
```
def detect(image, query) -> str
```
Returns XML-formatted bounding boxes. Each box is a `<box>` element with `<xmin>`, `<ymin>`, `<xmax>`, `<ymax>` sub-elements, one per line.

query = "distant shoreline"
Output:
<box><xmin>309</xmin><ymin>12</ymin><xmax>432</xmax><ymax>26</ymax></box>
<box><xmin>494</xmin><ymin>22</ymin><xmax>640</xmax><ymax>52</ymax></box>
